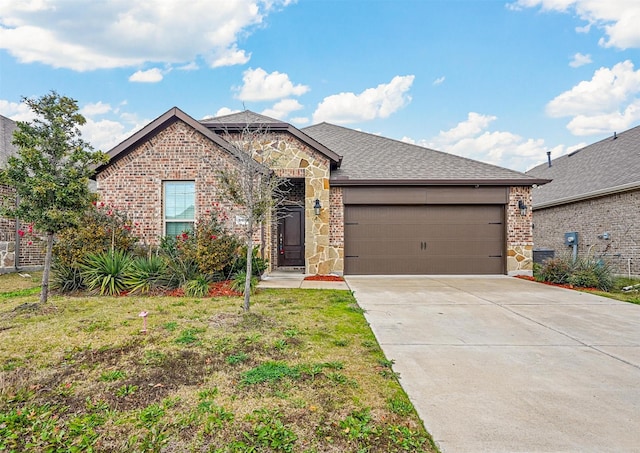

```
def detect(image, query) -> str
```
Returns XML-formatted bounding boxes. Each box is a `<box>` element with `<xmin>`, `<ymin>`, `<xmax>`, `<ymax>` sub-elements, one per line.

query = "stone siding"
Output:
<box><xmin>533</xmin><ymin>189</ymin><xmax>639</xmax><ymax>276</ymax></box>
<box><xmin>507</xmin><ymin>186</ymin><xmax>534</xmax><ymax>275</ymax></box>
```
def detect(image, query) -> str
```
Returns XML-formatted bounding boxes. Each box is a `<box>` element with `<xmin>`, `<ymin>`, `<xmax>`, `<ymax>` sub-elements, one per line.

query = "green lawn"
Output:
<box><xmin>0</xmin><ymin>274</ymin><xmax>437</xmax><ymax>452</ymax></box>
<box><xmin>581</xmin><ymin>277</ymin><xmax>640</xmax><ymax>305</ymax></box>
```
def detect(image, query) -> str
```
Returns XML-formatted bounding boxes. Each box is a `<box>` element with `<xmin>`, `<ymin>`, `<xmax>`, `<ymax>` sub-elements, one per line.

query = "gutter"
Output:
<box><xmin>330</xmin><ymin>178</ymin><xmax>551</xmax><ymax>187</ymax></box>
<box><xmin>533</xmin><ymin>181</ymin><xmax>640</xmax><ymax>210</ymax></box>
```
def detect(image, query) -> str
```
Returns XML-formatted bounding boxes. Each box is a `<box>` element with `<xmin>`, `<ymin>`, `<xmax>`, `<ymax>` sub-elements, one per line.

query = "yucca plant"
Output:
<box><xmin>51</xmin><ymin>260</ymin><xmax>86</xmax><ymax>293</ymax></box>
<box><xmin>183</xmin><ymin>275</ymin><xmax>211</xmax><ymax>297</ymax></box>
<box><xmin>81</xmin><ymin>250</ymin><xmax>133</xmax><ymax>295</ymax></box>
<box><xmin>124</xmin><ymin>255</ymin><xmax>168</xmax><ymax>294</ymax></box>
<box><xmin>230</xmin><ymin>270</ymin><xmax>258</xmax><ymax>295</ymax></box>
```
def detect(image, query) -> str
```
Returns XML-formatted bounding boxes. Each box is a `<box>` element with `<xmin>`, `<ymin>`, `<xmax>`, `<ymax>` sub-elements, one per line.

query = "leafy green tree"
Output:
<box><xmin>0</xmin><ymin>91</ymin><xmax>108</xmax><ymax>304</ymax></box>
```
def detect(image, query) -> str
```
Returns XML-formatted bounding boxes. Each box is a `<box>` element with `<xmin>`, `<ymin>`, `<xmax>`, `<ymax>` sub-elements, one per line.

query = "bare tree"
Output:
<box><xmin>213</xmin><ymin>119</ymin><xmax>290</xmax><ymax>311</ymax></box>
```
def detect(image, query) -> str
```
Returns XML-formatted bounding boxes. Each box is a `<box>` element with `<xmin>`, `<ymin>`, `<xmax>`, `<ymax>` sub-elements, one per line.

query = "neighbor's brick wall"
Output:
<box><xmin>96</xmin><ymin>120</ymin><xmax>244</xmax><ymax>244</ymax></box>
<box><xmin>506</xmin><ymin>186</ymin><xmax>533</xmax><ymax>274</ymax></box>
<box><xmin>0</xmin><ymin>184</ymin><xmax>45</xmax><ymax>272</ymax></box>
<box><xmin>533</xmin><ymin>189</ymin><xmax>639</xmax><ymax>276</ymax></box>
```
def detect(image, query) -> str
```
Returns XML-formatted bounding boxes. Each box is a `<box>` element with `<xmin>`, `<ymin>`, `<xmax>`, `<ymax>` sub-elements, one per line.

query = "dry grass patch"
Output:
<box><xmin>0</xmin><ymin>275</ymin><xmax>437</xmax><ymax>452</ymax></box>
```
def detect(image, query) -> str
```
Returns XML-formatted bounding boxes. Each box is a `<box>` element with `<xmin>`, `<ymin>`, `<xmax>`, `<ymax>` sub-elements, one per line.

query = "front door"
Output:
<box><xmin>277</xmin><ymin>206</ymin><xmax>305</xmax><ymax>267</ymax></box>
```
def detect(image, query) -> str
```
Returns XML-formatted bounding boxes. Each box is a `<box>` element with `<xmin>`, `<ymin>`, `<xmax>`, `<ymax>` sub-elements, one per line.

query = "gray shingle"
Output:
<box><xmin>201</xmin><ymin>110</ymin><xmax>284</xmax><ymax>125</ymax></box>
<box><xmin>526</xmin><ymin>125</ymin><xmax>640</xmax><ymax>207</ymax></box>
<box><xmin>303</xmin><ymin>122</ymin><xmax>539</xmax><ymax>182</ymax></box>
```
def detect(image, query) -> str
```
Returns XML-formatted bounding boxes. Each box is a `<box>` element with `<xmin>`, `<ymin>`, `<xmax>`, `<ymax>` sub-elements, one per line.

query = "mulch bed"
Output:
<box><xmin>303</xmin><ymin>275</ymin><xmax>344</xmax><ymax>282</ymax></box>
<box><xmin>156</xmin><ymin>281</ymin><xmax>241</xmax><ymax>298</ymax></box>
<box><xmin>514</xmin><ymin>275</ymin><xmax>598</xmax><ymax>291</ymax></box>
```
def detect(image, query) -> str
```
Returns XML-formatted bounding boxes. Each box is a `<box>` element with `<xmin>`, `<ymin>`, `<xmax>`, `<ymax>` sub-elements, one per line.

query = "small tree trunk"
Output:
<box><xmin>243</xmin><ymin>234</ymin><xmax>253</xmax><ymax>312</ymax></box>
<box><xmin>40</xmin><ymin>231</ymin><xmax>54</xmax><ymax>305</ymax></box>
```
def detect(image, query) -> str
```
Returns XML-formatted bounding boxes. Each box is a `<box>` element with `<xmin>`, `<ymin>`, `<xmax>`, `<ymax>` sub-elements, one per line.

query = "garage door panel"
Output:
<box><xmin>344</xmin><ymin>205</ymin><xmax>505</xmax><ymax>275</ymax></box>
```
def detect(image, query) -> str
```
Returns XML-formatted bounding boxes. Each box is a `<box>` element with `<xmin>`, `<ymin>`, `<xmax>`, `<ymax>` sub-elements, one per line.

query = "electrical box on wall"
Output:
<box><xmin>564</xmin><ymin>232</ymin><xmax>578</xmax><ymax>246</ymax></box>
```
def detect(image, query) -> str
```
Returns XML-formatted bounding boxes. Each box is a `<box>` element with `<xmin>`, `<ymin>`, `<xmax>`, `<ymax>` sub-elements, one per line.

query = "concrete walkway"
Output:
<box><xmin>258</xmin><ymin>270</ymin><xmax>350</xmax><ymax>290</ymax></box>
<box><xmin>345</xmin><ymin>275</ymin><xmax>640</xmax><ymax>453</ymax></box>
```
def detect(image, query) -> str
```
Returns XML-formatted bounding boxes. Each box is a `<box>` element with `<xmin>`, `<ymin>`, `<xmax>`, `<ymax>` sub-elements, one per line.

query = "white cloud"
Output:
<box><xmin>206</xmin><ymin>107</ymin><xmax>243</xmax><ymax>119</ymax></box>
<box><xmin>0</xmin><ymin>97</ymin><xmax>146</xmax><ymax>152</ymax></box>
<box><xmin>569</xmin><ymin>52</ymin><xmax>592</xmax><ymax>68</ymax></box>
<box><xmin>403</xmin><ymin>112</ymin><xmax>579</xmax><ymax>171</ymax></box>
<box><xmin>546</xmin><ymin>60</ymin><xmax>640</xmax><ymax>134</ymax></box>
<box><xmin>261</xmin><ymin>99</ymin><xmax>303</xmax><ymax>120</ymax></box>
<box><xmin>0</xmin><ymin>1</ymin><xmax>292</xmax><ymax>71</ymax></box>
<box><xmin>289</xmin><ymin>116</ymin><xmax>309</xmax><ymax>125</ymax></box>
<box><xmin>0</xmin><ymin>99</ymin><xmax>35</xmax><ymax>122</ymax></box>
<box><xmin>129</xmin><ymin>68</ymin><xmax>164</xmax><ymax>83</ymax></box>
<box><xmin>312</xmin><ymin>75</ymin><xmax>415</xmax><ymax>124</ymax></box>
<box><xmin>177</xmin><ymin>62</ymin><xmax>199</xmax><ymax>71</ymax></box>
<box><xmin>433</xmin><ymin>76</ymin><xmax>446</xmax><ymax>86</ymax></box>
<box><xmin>236</xmin><ymin>68</ymin><xmax>309</xmax><ymax>101</ymax></box>
<box><xmin>80</xmin><ymin>101</ymin><xmax>112</xmax><ymax>116</ymax></box>
<box><xmin>511</xmin><ymin>0</ymin><xmax>640</xmax><ymax>49</ymax></box>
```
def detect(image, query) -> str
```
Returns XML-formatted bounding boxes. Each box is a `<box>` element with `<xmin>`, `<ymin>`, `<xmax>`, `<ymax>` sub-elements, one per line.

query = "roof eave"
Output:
<box><xmin>533</xmin><ymin>181</ymin><xmax>640</xmax><ymax>210</ymax></box>
<box><xmin>330</xmin><ymin>178</ymin><xmax>551</xmax><ymax>187</ymax></box>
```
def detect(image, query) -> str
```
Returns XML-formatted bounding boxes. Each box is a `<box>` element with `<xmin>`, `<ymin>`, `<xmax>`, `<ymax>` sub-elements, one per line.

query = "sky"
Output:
<box><xmin>1</xmin><ymin>0</ymin><xmax>640</xmax><ymax>172</ymax></box>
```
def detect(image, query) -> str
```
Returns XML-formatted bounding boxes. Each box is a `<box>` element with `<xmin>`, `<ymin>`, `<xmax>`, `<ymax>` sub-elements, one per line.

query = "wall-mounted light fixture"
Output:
<box><xmin>314</xmin><ymin>198</ymin><xmax>322</xmax><ymax>216</ymax></box>
<box><xmin>518</xmin><ymin>199</ymin><xmax>527</xmax><ymax>216</ymax></box>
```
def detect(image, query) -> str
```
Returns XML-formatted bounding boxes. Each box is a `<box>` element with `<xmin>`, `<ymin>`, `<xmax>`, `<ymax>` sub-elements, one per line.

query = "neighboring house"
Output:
<box><xmin>94</xmin><ymin>107</ymin><xmax>547</xmax><ymax>276</ymax></box>
<box><xmin>527</xmin><ymin>125</ymin><xmax>640</xmax><ymax>276</ymax></box>
<box><xmin>0</xmin><ymin>114</ymin><xmax>45</xmax><ymax>273</ymax></box>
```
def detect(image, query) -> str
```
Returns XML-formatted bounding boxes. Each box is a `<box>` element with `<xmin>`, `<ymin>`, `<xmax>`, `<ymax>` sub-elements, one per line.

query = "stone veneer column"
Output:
<box><xmin>507</xmin><ymin>186</ymin><xmax>534</xmax><ymax>275</ymax></box>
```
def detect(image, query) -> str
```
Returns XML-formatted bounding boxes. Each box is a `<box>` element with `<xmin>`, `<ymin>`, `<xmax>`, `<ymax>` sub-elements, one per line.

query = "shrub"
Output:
<box><xmin>535</xmin><ymin>255</ymin><xmax>614</xmax><ymax>291</ymax></box>
<box><xmin>228</xmin><ymin>245</ymin><xmax>268</xmax><ymax>277</ymax></box>
<box><xmin>159</xmin><ymin>210</ymin><xmax>240</xmax><ymax>284</ymax></box>
<box><xmin>51</xmin><ymin>261</ymin><xmax>86</xmax><ymax>292</ymax></box>
<box><xmin>230</xmin><ymin>270</ymin><xmax>258</xmax><ymax>295</ymax></box>
<box><xmin>124</xmin><ymin>255</ymin><xmax>168</xmax><ymax>294</ymax></box>
<box><xmin>81</xmin><ymin>250</ymin><xmax>133</xmax><ymax>296</ymax></box>
<box><xmin>52</xmin><ymin>203</ymin><xmax>137</xmax><ymax>293</ymax></box>
<box><xmin>53</xmin><ymin>202</ymin><xmax>137</xmax><ymax>268</ymax></box>
<box><xmin>535</xmin><ymin>257</ymin><xmax>572</xmax><ymax>284</ymax></box>
<box><xmin>183</xmin><ymin>275</ymin><xmax>211</xmax><ymax>297</ymax></box>
<box><xmin>569</xmin><ymin>258</ymin><xmax>614</xmax><ymax>291</ymax></box>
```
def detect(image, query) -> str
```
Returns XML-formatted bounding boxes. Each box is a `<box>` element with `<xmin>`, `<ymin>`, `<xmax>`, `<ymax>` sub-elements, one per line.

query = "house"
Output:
<box><xmin>0</xmin><ymin>114</ymin><xmax>45</xmax><ymax>273</ymax></box>
<box><xmin>527</xmin><ymin>126</ymin><xmax>640</xmax><ymax>276</ymax></box>
<box><xmin>94</xmin><ymin>107</ymin><xmax>548</xmax><ymax>276</ymax></box>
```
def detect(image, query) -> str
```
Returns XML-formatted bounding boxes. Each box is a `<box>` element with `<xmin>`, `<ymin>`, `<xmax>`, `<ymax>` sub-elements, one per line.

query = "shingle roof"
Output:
<box><xmin>303</xmin><ymin>122</ymin><xmax>546</xmax><ymax>185</ymax></box>
<box><xmin>201</xmin><ymin>110</ymin><xmax>283</xmax><ymax>125</ymax></box>
<box><xmin>0</xmin><ymin>115</ymin><xmax>18</xmax><ymax>168</ymax></box>
<box><xmin>526</xmin><ymin>125</ymin><xmax>640</xmax><ymax>208</ymax></box>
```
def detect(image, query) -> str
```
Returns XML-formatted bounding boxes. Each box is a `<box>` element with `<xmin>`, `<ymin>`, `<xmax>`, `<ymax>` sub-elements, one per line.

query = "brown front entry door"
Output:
<box><xmin>277</xmin><ymin>207</ymin><xmax>305</xmax><ymax>267</ymax></box>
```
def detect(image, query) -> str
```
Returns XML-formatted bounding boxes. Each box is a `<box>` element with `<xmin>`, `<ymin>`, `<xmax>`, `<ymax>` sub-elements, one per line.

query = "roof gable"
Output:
<box><xmin>94</xmin><ymin>107</ymin><xmax>239</xmax><ymax>175</ymax></box>
<box><xmin>201</xmin><ymin>110</ymin><xmax>342</xmax><ymax>167</ymax></box>
<box><xmin>303</xmin><ymin>122</ymin><xmax>547</xmax><ymax>186</ymax></box>
<box><xmin>527</xmin><ymin>124</ymin><xmax>640</xmax><ymax>208</ymax></box>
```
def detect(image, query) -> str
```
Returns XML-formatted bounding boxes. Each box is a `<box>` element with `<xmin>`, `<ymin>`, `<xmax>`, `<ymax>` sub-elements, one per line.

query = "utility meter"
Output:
<box><xmin>564</xmin><ymin>232</ymin><xmax>578</xmax><ymax>246</ymax></box>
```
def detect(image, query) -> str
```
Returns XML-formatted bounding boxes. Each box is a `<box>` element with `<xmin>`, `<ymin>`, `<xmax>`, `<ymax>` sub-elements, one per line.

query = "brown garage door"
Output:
<box><xmin>344</xmin><ymin>205</ymin><xmax>505</xmax><ymax>275</ymax></box>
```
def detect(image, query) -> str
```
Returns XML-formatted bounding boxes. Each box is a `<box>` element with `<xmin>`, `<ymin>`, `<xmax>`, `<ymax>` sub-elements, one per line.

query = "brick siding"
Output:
<box><xmin>0</xmin><ymin>184</ymin><xmax>45</xmax><ymax>272</ymax></box>
<box><xmin>533</xmin><ymin>188</ymin><xmax>639</xmax><ymax>276</ymax></box>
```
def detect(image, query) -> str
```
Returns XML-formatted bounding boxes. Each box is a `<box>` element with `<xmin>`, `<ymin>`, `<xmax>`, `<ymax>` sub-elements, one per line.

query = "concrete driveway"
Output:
<box><xmin>345</xmin><ymin>276</ymin><xmax>640</xmax><ymax>453</ymax></box>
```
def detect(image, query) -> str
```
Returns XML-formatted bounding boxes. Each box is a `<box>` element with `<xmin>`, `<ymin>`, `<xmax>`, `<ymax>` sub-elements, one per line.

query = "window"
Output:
<box><xmin>164</xmin><ymin>181</ymin><xmax>195</xmax><ymax>236</ymax></box>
